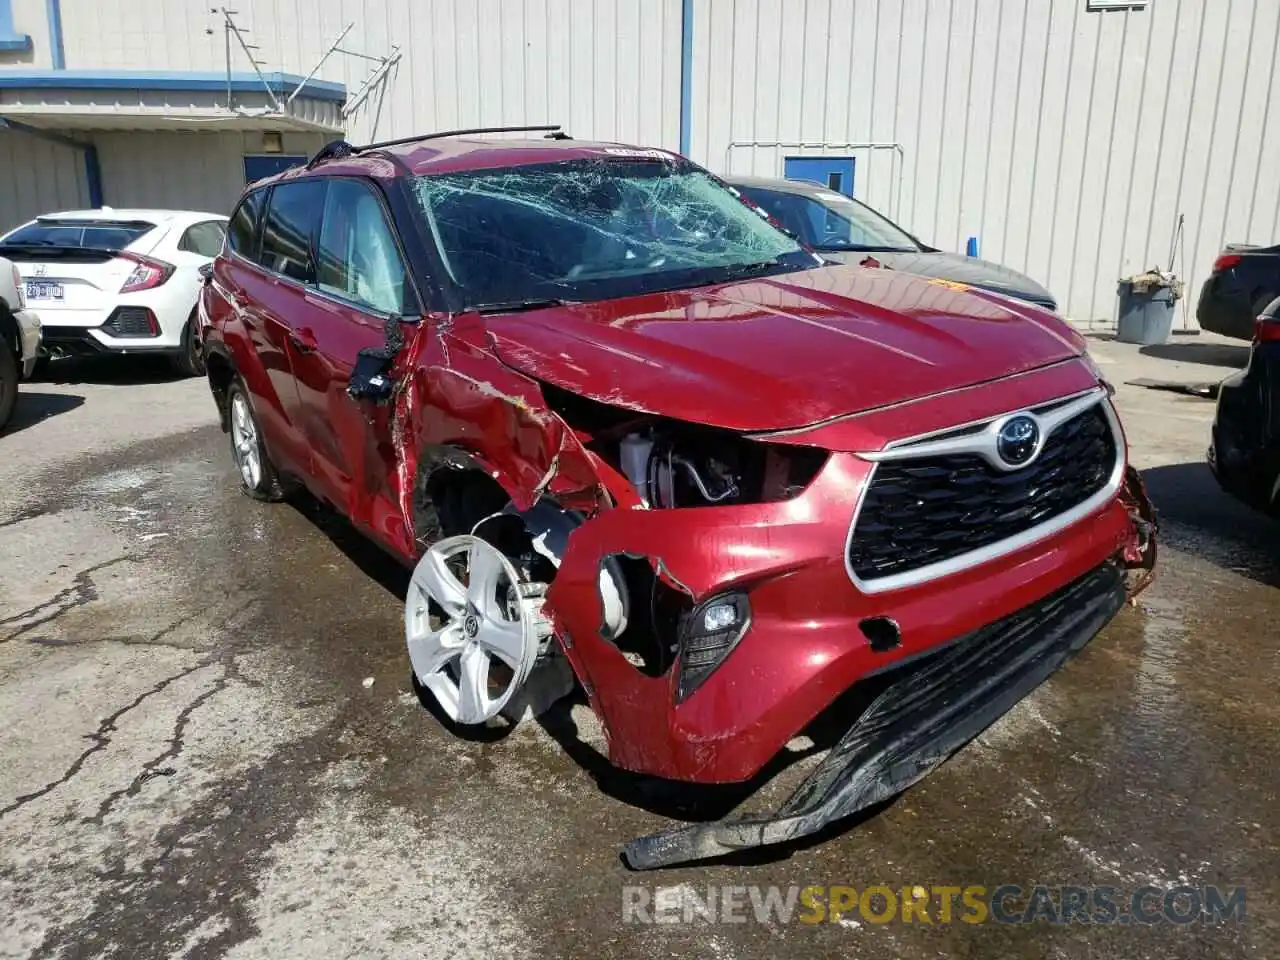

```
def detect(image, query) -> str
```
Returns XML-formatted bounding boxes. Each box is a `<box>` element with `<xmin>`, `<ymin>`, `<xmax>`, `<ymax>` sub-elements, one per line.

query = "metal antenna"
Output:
<box><xmin>218</xmin><ymin>7</ymin><xmax>281</xmax><ymax>113</ymax></box>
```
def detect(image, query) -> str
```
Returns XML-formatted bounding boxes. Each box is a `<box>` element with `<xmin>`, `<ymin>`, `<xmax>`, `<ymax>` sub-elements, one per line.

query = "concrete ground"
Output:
<box><xmin>1</xmin><ymin>336</ymin><xmax>1277</xmax><ymax>959</ymax></box>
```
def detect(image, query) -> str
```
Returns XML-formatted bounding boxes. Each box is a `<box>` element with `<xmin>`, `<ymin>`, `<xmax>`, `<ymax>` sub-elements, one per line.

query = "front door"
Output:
<box><xmin>783</xmin><ymin>156</ymin><xmax>856</xmax><ymax>197</ymax></box>
<box><xmin>286</xmin><ymin>176</ymin><xmax>419</xmax><ymax>527</ymax></box>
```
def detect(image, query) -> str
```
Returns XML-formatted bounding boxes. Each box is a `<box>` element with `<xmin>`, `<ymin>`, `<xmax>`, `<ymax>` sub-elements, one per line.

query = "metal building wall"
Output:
<box><xmin>48</xmin><ymin>0</ymin><xmax>683</xmax><ymax>149</ymax></box>
<box><xmin>0</xmin><ymin>130</ymin><xmax>88</xmax><ymax>231</ymax></box>
<box><xmin>93</xmin><ymin>131</ymin><xmax>329</xmax><ymax>215</ymax></box>
<box><xmin>696</xmin><ymin>0</ymin><xmax>1280</xmax><ymax>326</ymax></box>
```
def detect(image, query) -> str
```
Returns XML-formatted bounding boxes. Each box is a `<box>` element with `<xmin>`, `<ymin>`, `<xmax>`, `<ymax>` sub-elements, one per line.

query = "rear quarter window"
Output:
<box><xmin>227</xmin><ymin>190</ymin><xmax>265</xmax><ymax>261</ymax></box>
<box><xmin>179</xmin><ymin>220</ymin><xmax>228</xmax><ymax>258</ymax></box>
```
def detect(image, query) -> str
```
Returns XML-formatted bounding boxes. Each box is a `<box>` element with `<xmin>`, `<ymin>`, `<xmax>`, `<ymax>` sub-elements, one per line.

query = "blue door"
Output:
<box><xmin>783</xmin><ymin>156</ymin><xmax>856</xmax><ymax>197</ymax></box>
<box><xmin>243</xmin><ymin>155</ymin><xmax>307</xmax><ymax>182</ymax></box>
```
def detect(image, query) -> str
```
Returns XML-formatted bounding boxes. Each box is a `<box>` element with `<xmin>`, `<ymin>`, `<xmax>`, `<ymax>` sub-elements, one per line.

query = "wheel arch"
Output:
<box><xmin>205</xmin><ymin>341</ymin><xmax>238</xmax><ymax>431</ymax></box>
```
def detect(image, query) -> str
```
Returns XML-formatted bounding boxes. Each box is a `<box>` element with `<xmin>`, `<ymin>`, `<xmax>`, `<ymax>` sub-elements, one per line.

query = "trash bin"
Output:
<box><xmin>1116</xmin><ymin>271</ymin><xmax>1182</xmax><ymax>345</ymax></box>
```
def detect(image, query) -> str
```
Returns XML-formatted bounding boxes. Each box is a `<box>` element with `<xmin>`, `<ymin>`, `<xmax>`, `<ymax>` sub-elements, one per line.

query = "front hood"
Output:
<box><xmin>484</xmin><ymin>264</ymin><xmax>1085</xmax><ymax>433</ymax></box>
<box><xmin>824</xmin><ymin>250</ymin><xmax>1057</xmax><ymax>308</ymax></box>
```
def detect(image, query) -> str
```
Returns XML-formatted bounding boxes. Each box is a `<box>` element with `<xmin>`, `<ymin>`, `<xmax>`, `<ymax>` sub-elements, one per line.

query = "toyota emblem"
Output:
<box><xmin>996</xmin><ymin>415</ymin><xmax>1041</xmax><ymax>468</ymax></box>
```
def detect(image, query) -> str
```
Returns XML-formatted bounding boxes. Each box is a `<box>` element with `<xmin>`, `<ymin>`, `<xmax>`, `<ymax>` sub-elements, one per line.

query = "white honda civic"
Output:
<box><xmin>0</xmin><ymin>208</ymin><xmax>229</xmax><ymax>376</ymax></box>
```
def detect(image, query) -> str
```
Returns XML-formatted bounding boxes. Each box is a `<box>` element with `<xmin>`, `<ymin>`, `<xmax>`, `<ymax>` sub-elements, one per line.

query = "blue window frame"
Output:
<box><xmin>0</xmin><ymin>0</ymin><xmax>32</xmax><ymax>52</ymax></box>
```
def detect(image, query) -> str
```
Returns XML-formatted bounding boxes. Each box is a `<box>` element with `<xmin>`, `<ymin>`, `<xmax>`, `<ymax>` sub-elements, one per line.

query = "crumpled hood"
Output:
<box><xmin>824</xmin><ymin>249</ymin><xmax>1058</xmax><ymax>309</ymax></box>
<box><xmin>484</xmin><ymin>264</ymin><xmax>1085</xmax><ymax>433</ymax></box>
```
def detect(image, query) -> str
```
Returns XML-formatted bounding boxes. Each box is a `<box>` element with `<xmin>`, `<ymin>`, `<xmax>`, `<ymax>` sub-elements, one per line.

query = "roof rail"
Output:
<box><xmin>306</xmin><ymin>125</ymin><xmax>565</xmax><ymax>171</ymax></box>
<box><xmin>357</xmin><ymin>124</ymin><xmax>564</xmax><ymax>152</ymax></box>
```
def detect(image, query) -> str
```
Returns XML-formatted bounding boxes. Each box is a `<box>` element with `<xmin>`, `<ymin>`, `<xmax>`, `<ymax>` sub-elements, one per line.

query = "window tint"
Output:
<box><xmin>317</xmin><ymin>179</ymin><xmax>412</xmax><ymax>314</ymax></box>
<box><xmin>179</xmin><ymin>220</ymin><xmax>227</xmax><ymax>258</ymax></box>
<box><xmin>2</xmin><ymin>219</ymin><xmax>154</xmax><ymax>251</ymax></box>
<box><xmin>227</xmin><ymin>190</ymin><xmax>264</xmax><ymax>260</ymax></box>
<box><xmin>260</xmin><ymin>180</ymin><xmax>327</xmax><ymax>283</ymax></box>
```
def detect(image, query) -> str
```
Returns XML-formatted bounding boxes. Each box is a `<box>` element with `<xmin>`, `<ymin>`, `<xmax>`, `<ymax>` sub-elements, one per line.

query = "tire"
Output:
<box><xmin>0</xmin><ymin>335</ymin><xmax>16</xmax><ymax>432</ymax></box>
<box><xmin>226</xmin><ymin>379</ymin><xmax>291</xmax><ymax>501</ymax></box>
<box><xmin>170</xmin><ymin>312</ymin><xmax>206</xmax><ymax>378</ymax></box>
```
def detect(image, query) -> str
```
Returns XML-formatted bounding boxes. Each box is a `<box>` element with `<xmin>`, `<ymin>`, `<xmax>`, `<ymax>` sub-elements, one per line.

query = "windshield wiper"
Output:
<box><xmin>472</xmin><ymin>297</ymin><xmax>566</xmax><ymax>315</ymax></box>
<box><xmin>715</xmin><ymin>256</ymin><xmax>789</xmax><ymax>281</ymax></box>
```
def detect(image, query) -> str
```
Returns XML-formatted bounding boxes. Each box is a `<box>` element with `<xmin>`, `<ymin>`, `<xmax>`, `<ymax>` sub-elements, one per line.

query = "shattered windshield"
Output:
<box><xmin>410</xmin><ymin>158</ymin><xmax>819</xmax><ymax>309</ymax></box>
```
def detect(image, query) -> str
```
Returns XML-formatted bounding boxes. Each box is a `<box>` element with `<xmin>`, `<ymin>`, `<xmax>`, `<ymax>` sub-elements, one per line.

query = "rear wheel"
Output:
<box><xmin>227</xmin><ymin>380</ymin><xmax>290</xmax><ymax>501</ymax></box>
<box><xmin>0</xmin><ymin>335</ymin><xmax>17</xmax><ymax>432</ymax></box>
<box><xmin>171</xmin><ymin>312</ymin><xmax>206</xmax><ymax>378</ymax></box>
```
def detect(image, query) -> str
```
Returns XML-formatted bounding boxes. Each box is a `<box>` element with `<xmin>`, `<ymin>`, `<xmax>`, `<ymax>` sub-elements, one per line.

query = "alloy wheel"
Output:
<box><xmin>405</xmin><ymin>535</ymin><xmax>539</xmax><ymax>725</ymax></box>
<box><xmin>230</xmin><ymin>391</ymin><xmax>262</xmax><ymax>490</ymax></box>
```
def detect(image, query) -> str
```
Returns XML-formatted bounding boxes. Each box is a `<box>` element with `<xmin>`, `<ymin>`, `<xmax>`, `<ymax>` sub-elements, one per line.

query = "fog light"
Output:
<box><xmin>677</xmin><ymin>592</ymin><xmax>751</xmax><ymax>703</ymax></box>
<box><xmin>703</xmin><ymin>602</ymin><xmax>739</xmax><ymax>633</ymax></box>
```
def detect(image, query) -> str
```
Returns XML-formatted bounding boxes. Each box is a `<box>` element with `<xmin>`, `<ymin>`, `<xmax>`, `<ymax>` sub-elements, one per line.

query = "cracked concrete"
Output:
<box><xmin>1</xmin><ymin>345</ymin><xmax>1278</xmax><ymax>959</ymax></box>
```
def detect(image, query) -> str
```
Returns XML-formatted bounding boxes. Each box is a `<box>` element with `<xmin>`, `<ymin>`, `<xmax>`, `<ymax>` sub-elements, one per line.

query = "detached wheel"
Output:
<box><xmin>0</xmin><ymin>335</ymin><xmax>17</xmax><ymax>432</ymax></box>
<box><xmin>405</xmin><ymin>535</ymin><xmax>541</xmax><ymax>726</ymax></box>
<box><xmin>227</xmin><ymin>380</ymin><xmax>290</xmax><ymax>501</ymax></box>
<box><xmin>171</xmin><ymin>312</ymin><xmax>206</xmax><ymax>378</ymax></box>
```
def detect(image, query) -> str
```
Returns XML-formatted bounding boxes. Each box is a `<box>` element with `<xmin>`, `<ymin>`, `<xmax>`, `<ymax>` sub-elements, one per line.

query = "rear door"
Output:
<box><xmin>215</xmin><ymin>182</ymin><xmax>324</xmax><ymax>479</ymax></box>
<box><xmin>0</xmin><ymin>218</ymin><xmax>158</xmax><ymax>328</ymax></box>
<box><xmin>287</xmin><ymin>177</ymin><xmax>420</xmax><ymax>523</ymax></box>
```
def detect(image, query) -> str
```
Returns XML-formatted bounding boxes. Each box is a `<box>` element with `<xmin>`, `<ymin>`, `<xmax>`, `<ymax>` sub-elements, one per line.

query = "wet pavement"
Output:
<box><xmin>1</xmin><ymin>342</ymin><xmax>1278</xmax><ymax>959</ymax></box>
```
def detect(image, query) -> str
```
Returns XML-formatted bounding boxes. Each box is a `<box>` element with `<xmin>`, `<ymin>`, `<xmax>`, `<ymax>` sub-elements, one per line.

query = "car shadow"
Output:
<box><xmin>286</xmin><ymin>491</ymin><xmax>410</xmax><ymax>600</ymax></box>
<box><xmin>533</xmin><ymin>675</ymin><xmax>915</xmax><ymax>870</ymax></box>
<box><xmin>3</xmin><ymin>391</ymin><xmax>85</xmax><ymax>434</ymax></box>
<box><xmin>1139</xmin><ymin>341</ymin><xmax>1251</xmax><ymax>369</ymax></box>
<box><xmin>34</xmin><ymin>356</ymin><xmax>187</xmax><ymax>386</ymax></box>
<box><xmin>1141</xmin><ymin>461</ymin><xmax>1280</xmax><ymax>589</ymax></box>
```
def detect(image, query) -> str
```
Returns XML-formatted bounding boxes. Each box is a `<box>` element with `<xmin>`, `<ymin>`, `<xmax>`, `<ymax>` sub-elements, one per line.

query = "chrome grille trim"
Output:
<box><xmin>844</xmin><ymin>388</ymin><xmax>1125</xmax><ymax>595</ymax></box>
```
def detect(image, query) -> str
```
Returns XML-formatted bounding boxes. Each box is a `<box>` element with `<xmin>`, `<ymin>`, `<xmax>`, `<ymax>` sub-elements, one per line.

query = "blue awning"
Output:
<box><xmin>0</xmin><ymin>69</ymin><xmax>346</xmax><ymax>103</ymax></box>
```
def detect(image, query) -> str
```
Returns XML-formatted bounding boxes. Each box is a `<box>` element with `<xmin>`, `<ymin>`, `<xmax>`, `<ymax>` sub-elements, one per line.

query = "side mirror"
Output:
<box><xmin>198</xmin><ymin>262</ymin><xmax>214</xmax><ymax>285</ymax></box>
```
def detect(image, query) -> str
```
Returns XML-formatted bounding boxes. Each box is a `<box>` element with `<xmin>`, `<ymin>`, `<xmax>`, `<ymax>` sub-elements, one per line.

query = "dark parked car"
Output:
<box><xmin>202</xmin><ymin>127</ymin><xmax>1156</xmax><ymax>868</ymax></box>
<box><xmin>1209</xmin><ymin>296</ymin><xmax>1280</xmax><ymax>513</ymax></box>
<box><xmin>726</xmin><ymin>175</ymin><xmax>1058</xmax><ymax>311</ymax></box>
<box><xmin>1197</xmin><ymin>245</ymin><xmax>1280</xmax><ymax>340</ymax></box>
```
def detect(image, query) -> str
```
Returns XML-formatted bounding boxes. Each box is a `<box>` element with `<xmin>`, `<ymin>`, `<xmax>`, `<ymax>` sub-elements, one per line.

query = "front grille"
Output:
<box><xmin>102</xmin><ymin>307</ymin><xmax>156</xmax><ymax>338</ymax></box>
<box><xmin>848</xmin><ymin>402</ymin><xmax>1117</xmax><ymax>582</ymax></box>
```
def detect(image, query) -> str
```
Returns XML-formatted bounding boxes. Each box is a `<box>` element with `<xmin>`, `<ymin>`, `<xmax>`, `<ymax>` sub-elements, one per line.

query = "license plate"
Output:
<box><xmin>25</xmin><ymin>280</ymin><xmax>64</xmax><ymax>301</ymax></box>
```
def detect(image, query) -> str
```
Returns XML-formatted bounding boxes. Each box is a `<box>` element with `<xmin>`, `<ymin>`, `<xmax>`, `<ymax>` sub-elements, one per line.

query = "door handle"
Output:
<box><xmin>289</xmin><ymin>327</ymin><xmax>319</xmax><ymax>353</ymax></box>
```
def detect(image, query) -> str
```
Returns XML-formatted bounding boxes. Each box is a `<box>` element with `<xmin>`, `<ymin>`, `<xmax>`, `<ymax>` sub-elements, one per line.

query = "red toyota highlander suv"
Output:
<box><xmin>200</xmin><ymin>126</ymin><xmax>1158</xmax><ymax>869</ymax></box>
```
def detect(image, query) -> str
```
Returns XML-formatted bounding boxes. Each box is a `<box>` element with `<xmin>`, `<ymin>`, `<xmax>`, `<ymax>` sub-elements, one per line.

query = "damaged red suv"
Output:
<box><xmin>201</xmin><ymin>126</ymin><xmax>1157</xmax><ymax>869</ymax></box>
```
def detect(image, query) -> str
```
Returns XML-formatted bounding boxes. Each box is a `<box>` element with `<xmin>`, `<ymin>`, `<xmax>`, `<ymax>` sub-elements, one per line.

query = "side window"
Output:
<box><xmin>316</xmin><ymin>179</ymin><xmax>413</xmax><ymax>314</ymax></box>
<box><xmin>179</xmin><ymin>220</ymin><xmax>228</xmax><ymax>258</ymax></box>
<box><xmin>227</xmin><ymin>191</ymin><xmax>264</xmax><ymax>260</ymax></box>
<box><xmin>260</xmin><ymin>179</ymin><xmax>327</xmax><ymax>283</ymax></box>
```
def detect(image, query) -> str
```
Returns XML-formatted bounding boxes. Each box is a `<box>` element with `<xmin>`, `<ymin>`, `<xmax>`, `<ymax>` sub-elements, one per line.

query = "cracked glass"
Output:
<box><xmin>410</xmin><ymin>158</ymin><xmax>818</xmax><ymax>308</ymax></box>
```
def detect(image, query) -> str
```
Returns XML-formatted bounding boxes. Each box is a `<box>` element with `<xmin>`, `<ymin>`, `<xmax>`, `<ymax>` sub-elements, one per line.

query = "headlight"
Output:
<box><xmin>1081</xmin><ymin>351</ymin><xmax>1115</xmax><ymax>396</ymax></box>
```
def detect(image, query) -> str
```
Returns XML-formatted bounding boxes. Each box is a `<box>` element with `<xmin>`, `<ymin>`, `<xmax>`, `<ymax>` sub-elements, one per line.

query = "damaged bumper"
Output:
<box><xmin>623</xmin><ymin>559</ymin><xmax>1130</xmax><ymax>869</ymax></box>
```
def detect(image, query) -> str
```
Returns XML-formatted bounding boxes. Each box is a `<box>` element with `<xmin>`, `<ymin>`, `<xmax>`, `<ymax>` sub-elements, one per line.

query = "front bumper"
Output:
<box><xmin>623</xmin><ymin>559</ymin><xmax>1129</xmax><ymax>869</ymax></box>
<box><xmin>14</xmin><ymin>309</ymin><xmax>41</xmax><ymax>378</ymax></box>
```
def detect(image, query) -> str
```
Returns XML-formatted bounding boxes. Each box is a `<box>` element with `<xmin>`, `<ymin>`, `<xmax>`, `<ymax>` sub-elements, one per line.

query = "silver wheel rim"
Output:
<box><xmin>230</xmin><ymin>392</ymin><xmax>262</xmax><ymax>490</ymax></box>
<box><xmin>405</xmin><ymin>535</ymin><xmax>538</xmax><ymax>725</ymax></box>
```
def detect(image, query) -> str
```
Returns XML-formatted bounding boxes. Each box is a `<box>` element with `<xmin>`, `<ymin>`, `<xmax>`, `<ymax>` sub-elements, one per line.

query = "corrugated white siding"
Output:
<box><xmin>698</xmin><ymin>0</ymin><xmax>1280</xmax><ymax>325</ymax></box>
<box><xmin>45</xmin><ymin>0</ymin><xmax>683</xmax><ymax>148</ymax></box>
<box><xmin>341</xmin><ymin>0</ymin><xmax>683</xmax><ymax>147</ymax></box>
<box><xmin>94</xmin><ymin>131</ymin><xmax>327</xmax><ymax>215</ymax></box>
<box><xmin>0</xmin><ymin>130</ymin><xmax>88</xmax><ymax>231</ymax></box>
